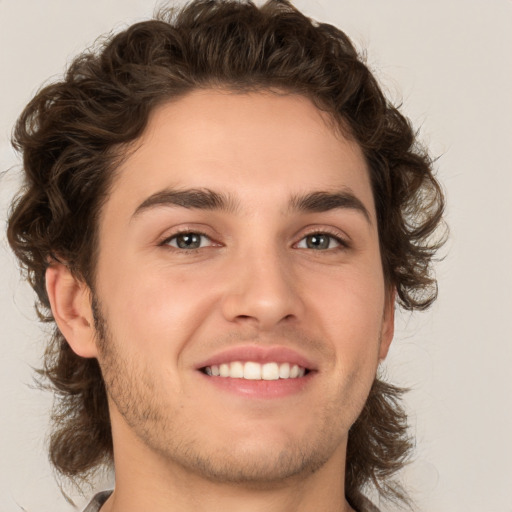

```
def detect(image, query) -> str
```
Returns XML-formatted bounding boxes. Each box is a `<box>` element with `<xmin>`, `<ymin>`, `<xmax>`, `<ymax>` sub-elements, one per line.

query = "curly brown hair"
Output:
<box><xmin>7</xmin><ymin>0</ymin><xmax>445</xmax><ymax>509</ymax></box>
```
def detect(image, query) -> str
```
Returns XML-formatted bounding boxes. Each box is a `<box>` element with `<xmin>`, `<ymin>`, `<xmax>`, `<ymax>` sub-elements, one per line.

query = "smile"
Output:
<box><xmin>203</xmin><ymin>361</ymin><xmax>307</xmax><ymax>380</ymax></box>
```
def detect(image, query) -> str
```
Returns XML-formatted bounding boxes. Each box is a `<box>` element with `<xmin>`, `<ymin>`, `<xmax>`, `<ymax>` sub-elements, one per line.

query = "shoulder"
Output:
<box><xmin>81</xmin><ymin>490</ymin><xmax>113</xmax><ymax>512</ymax></box>
<box><xmin>357</xmin><ymin>495</ymin><xmax>382</xmax><ymax>512</ymax></box>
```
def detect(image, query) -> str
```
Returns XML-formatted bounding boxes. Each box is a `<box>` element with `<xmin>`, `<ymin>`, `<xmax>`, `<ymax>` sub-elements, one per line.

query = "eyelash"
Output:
<box><xmin>159</xmin><ymin>228</ymin><xmax>349</xmax><ymax>251</ymax></box>
<box><xmin>159</xmin><ymin>229</ymin><xmax>215</xmax><ymax>250</ymax></box>
<box><xmin>296</xmin><ymin>229</ymin><xmax>349</xmax><ymax>251</ymax></box>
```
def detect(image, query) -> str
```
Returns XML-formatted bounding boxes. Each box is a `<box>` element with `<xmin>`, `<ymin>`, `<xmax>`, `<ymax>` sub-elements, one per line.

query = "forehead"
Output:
<box><xmin>104</xmin><ymin>89</ymin><xmax>374</xmax><ymax>221</ymax></box>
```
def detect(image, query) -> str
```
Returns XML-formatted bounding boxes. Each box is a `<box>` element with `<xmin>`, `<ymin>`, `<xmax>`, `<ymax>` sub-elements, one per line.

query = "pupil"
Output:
<box><xmin>307</xmin><ymin>234</ymin><xmax>329</xmax><ymax>249</ymax></box>
<box><xmin>177</xmin><ymin>233</ymin><xmax>200</xmax><ymax>249</ymax></box>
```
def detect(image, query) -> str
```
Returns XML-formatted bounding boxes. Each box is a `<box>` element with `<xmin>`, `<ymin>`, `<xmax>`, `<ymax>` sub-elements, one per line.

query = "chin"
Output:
<box><xmin>168</xmin><ymin>441</ymin><xmax>334</xmax><ymax>486</ymax></box>
<box><xmin>141</xmin><ymin>418</ymin><xmax>347</xmax><ymax>487</ymax></box>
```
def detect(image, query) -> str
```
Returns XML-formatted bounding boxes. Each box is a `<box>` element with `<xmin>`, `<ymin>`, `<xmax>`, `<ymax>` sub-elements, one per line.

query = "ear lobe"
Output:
<box><xmin>379</xmin><ymin>287</ymin><xmax>396</xmax><ymax>361</ymax></box>
<box><xmin>45</xmin><ymin>262</ymin><xmax>98</xmax><ymax>358</ymax></box>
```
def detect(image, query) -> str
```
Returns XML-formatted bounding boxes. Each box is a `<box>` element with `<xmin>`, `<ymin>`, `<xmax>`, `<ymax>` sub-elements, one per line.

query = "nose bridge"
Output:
<box><xmin>221</xmin><ymin>236</ymin><xmax>303</xmax><ymax>328</ymax></box>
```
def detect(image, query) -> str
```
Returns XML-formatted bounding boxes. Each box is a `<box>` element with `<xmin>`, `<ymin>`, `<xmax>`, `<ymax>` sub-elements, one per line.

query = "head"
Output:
<box><xmin>7</xmin><ymin>0</ymin><xmax>444</xmax><ymax>509</ymax></box>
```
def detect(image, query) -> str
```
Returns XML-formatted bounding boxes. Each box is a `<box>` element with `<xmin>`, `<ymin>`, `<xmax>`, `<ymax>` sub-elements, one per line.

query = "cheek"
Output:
<box><xmin>304</xmin><ymin>267</ymin><xmax>385</xmax><ymax>365</ymax></box>
<box><xmin>102</xmin><ymin>263</ymin><xmax>220</xmax><ymax>355</ymax></box>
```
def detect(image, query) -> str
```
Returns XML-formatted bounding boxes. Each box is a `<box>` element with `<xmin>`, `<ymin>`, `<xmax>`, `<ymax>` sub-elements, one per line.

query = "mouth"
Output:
<box><xmin>196</xmin><ymin>346</ymin><xmax>316</xmax><ymax>398</ymax></box>
<box><xmin>201</xmin><ymin>361</ymin><xmax>309</xmax><ymax>380</ymax></box>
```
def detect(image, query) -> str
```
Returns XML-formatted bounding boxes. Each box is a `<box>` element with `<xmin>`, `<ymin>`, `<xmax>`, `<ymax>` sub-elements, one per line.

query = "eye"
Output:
<box><xmin>164</xmin><ymin>232</ymin><xmax>213</xmax><ymax>250</ymax></box>
<box><xmin>296</xmin><ymin>233</ymin><xmax>343</xmax><ymax>250</ymax></box>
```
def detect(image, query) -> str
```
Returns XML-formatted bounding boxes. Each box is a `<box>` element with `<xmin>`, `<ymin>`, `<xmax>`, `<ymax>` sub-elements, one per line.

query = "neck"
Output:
<box><xmin>102</xmin><ymin>470</ymin><xmax>355</xmax><ymax>512</ymax></box>
<box><xmin>101</xmin><ymin>422</ymin><xmax>355</xmax><ymax>512</ymax></box>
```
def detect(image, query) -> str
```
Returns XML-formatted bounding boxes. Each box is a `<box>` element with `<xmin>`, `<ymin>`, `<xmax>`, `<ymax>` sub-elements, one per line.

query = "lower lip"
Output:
<box><xmin>198</xmin><ymin>371</ymin><xmax>315</xmax><ymax>399</ymax></box>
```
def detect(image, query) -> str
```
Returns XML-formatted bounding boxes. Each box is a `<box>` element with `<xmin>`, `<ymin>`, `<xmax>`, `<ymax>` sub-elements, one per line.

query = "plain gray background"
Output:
<box><xmin>1</xmin><ymin>1</ymin><xmax>511</xmax><ymax>510</ymax></box>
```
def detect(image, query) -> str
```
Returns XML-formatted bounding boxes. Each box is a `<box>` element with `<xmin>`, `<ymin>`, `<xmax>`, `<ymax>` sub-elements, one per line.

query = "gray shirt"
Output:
<box><xmin>82</xmin><ymin>490</ymin><xmax>112</xmax><ymax>512</ymax></box>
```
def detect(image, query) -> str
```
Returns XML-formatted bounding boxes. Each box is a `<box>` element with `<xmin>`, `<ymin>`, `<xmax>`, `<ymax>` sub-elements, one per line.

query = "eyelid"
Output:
<box><xmin>156</xmin><ymin>225</ymin><xmax>350</xmax><ymax>250</ymax></box>
<box><xmin>158</xmin><ymin>227</ymin><xmax>219</xmax><ymax>248</ymax></box>
<box><xmin>294</xmin><ymin>227</ymin><xmax>351</xmax><ymax>249</ymax></box>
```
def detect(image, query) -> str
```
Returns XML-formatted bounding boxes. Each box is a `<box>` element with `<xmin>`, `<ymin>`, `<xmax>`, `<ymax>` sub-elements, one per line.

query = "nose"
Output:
<box><xmin>220</xmin><ymin>246</ymin><xmax>305</xmax><ymax>330</ymax></box>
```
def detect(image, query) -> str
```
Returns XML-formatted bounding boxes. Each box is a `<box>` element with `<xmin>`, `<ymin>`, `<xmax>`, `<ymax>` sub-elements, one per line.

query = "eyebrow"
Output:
<box><xmin>132</xmin><ymin>188</ymin><xmax>239</xmax><ymax>218</ymax></box>
<box><xmin>289</xmin><ymin>190</ymin><xmax>372</xmax><ymax>224</ymax></box>
<box><xmin>132</xmin><ymin>187</ymin><xmax>371</xmax><ymax>224</ymax></box>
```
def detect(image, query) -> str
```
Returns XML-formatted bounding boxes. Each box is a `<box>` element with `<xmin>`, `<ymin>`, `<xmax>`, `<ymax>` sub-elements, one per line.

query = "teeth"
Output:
<box><xmin>279</xmin><ymin>362</ymin><xmax>290</xmax><ymax>379</ymax></box>
<box><xmin>230</xmin><ymin>361</ymin><xmax>244</xmax><ymax>378</ymax></box>
<box><xmin>261</xmin><ymin>362</ymin><xmax>279</xmax><ymax>380</ymax></box>
<box><xmin>219</xmin><ymin>363</ymin><xmax>230</xmax><ymax>377</ymax></box>
<box><xmin>244</xmin><ymin>361</ymin><xmax>261</xmax><ymax>380</ymax></box>
<box><xmin>204</xmin><ymin>361</ymin><xmax>307</xmax><ymax>380</ymax></box>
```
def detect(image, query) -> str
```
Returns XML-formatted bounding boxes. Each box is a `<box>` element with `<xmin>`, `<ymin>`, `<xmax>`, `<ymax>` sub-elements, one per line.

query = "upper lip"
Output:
<box><xmin>196</xmin><ymin>345</ymin><xmax>318</xmax><ymax>371</ymax></box>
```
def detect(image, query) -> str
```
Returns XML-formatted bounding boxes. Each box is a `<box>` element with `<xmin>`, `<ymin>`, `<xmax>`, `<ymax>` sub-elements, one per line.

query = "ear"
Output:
<box><xmin>45</xmin><ymin>262</ymin><xmax>99</xmax><ymax>358</ymax></box>
<box><xmin>379</xmin><ymin>287</ymin><xmax>396</xmax><ymax>361</ymax></box>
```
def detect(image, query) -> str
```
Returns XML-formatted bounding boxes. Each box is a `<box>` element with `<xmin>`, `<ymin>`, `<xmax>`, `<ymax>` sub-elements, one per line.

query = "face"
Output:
<box><xmin>90</xmin><ymin>90</ymin><xmax>394</xmax><ymax>485</ymax></box>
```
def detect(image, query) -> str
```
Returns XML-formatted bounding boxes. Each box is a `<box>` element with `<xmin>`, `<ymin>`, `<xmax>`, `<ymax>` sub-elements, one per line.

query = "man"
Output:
<box><xmin>6</xmin><ymin>1</ymin><xmax>445</xmax><ymax>511</ymax></box>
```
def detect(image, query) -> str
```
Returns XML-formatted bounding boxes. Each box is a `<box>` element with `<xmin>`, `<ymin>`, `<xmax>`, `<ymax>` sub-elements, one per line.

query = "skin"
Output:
<box><xmin>46</xmin><ymin>89</ymin><xmax>394</xmax><ymax>512</ymax></box>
